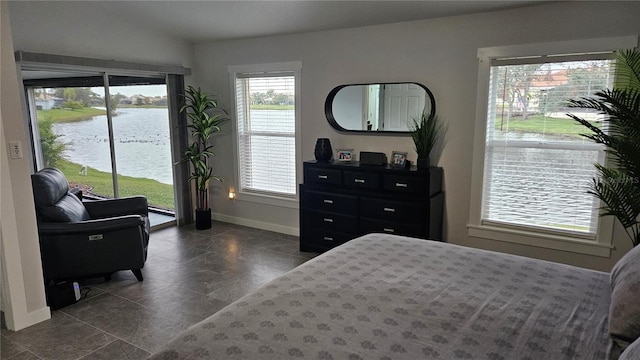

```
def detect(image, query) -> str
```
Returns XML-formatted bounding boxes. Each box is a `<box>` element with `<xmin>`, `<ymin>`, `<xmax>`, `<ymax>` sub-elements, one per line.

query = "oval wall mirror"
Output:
<box><xmin>325</xmin><ymin>82</ymin><xmax>435</xmax><ymax>133</ymax></box>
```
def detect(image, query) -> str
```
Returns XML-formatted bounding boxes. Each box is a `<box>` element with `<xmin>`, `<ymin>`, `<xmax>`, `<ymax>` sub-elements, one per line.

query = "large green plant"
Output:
<box><xmin>38</xmin><ymin>114</ymin><xmax>67</xmax><ymax>168</ymax></box>
<box><xmin>410</xmin><ymin>113</ymin><xmax>447</xmax><ymax>160</ymax></box>
<box><xmin>567</xmin><ymin>49</ymin><xmax>640</xmax><ymax>246</ymax></box>
<box><xmin>180</xmin><ymin>86</ymin><xmax>228</xmax><ymax>210</ymax></box>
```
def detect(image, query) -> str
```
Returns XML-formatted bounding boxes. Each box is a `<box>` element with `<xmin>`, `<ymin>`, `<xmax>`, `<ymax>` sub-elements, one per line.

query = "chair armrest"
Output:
<box><xmin>83</xmin><ymin>196</ymin><xmax>148</xmax><ymax>219</ymax></box>
<box><xmin>37</xmin><ymin>215</ymin><xmax>145</xmax><ymax>235</ymax></box>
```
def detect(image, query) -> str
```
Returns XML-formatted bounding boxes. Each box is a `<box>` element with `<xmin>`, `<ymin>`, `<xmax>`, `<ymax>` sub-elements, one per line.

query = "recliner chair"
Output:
<box><xmin>31</xmin><ymin>168</ymin><xmax>150</xmax><ymax>283</ymax></box>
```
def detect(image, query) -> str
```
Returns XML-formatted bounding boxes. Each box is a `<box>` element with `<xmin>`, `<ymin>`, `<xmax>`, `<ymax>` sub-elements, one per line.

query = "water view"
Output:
<box><xmin>54</xmin><ymin>107</ymin><xmax>173</xmax><ymax>185</ymax></box>
<box><xmin>484</xmin><ymin>142</ymin><xmax>600</xmax><ymax>232</ymax></box>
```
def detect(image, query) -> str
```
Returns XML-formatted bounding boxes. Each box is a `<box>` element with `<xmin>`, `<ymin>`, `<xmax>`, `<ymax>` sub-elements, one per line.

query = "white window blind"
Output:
<box><xmin>235</xmin><ymin>73</ymin><xmax>296</xmax><ymax>197</ymax></box>
<box><xmin>482</xmin><ymin>55</ymin><xmax>614</xmax><ymax>237</ymax></box>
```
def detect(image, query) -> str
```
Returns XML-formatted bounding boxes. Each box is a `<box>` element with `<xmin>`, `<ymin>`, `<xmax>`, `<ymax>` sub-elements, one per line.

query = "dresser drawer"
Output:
<box><xmin>343</xmin><ymin>170</ymin><xmax>380</xmax><ymax>190</ymax></box>
<box><xmin>302</xmin><ymin>229</ymin><xmax>354</xmax><ymax>251</ymax></box>
<box><xmin>305</xmin><ymin>167</ymin><xmax>341</xmax><ymax>186</ymax></box>
<box><xmin>360</xmin><ymin>197</ymin><xmax>425</xmax><ymax>223</ymax></box>
<box><xmin>382</xmin><ymin>173</ymin><xmax>426</xmax><ymax>195</ymax></box>
<box><xmin>304</xmin><ymin>190</ymin><xmax>357</xmax><ymax>214</ymax></box>
<box><xmin>360</xmin><ymin>218</ymin><xmax>424</xmax><ymax>238</ymax></box>
<box><xmin>307</xmin><ymin>211</ymin><xmax>358</xmax><ymax>234</ymax></box>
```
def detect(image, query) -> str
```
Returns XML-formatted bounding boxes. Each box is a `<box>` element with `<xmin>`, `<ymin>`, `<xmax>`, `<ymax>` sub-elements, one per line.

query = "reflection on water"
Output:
<box><xmin>54</xmin><ymin>107</ymin><xmax>173</xmax><ymax>184</ymax></box>
<box><xmin>484</xmin><ymin>134</ymin><xmax>601</xmax><ymax>232</ymax></box>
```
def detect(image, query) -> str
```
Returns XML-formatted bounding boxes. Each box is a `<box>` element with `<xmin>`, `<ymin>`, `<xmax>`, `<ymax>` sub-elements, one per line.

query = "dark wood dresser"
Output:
<box><xmin>299</xmin><ymin>160</ymin><xmax>444</xmax><ymax>253</ymax></box>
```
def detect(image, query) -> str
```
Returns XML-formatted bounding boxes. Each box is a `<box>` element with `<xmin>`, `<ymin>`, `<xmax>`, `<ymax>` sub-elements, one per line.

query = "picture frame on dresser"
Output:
<box><xmin>336</xmin><ymin>148</ymin><xmax>354</xmax><ymax>162</ymax></box>
<box><xmin>391</xmin><ymin>151</ymin><xmax>408</xmax><ymax>168</ymax></box>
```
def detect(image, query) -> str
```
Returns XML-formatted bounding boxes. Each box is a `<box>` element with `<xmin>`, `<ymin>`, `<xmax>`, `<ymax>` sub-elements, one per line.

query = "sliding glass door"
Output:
<box><xmin>25</xmin><ymin>70</ymin><xmax>175</xmax><ymax>214</ymax></box>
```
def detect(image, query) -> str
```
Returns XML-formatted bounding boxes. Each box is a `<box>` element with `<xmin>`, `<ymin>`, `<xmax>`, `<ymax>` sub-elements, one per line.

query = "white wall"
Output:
<box><xmin>8</xmin><ymin>1</ymin><xmax>193</xmax><ymax>67</ymax></box>
<box><xmin>1</xmin><ymin>1</ymin><xmax>50</xmax><ymax>331</ymax></box>
<box><xmin>193</xmin><ymin>1</ymin><xmax>640</xmax><ymax>271</ymax></box>
<box><xmin>4</xmin><ymin>1</ymin><xmax>194</xmax><ymax>329</ymax></box>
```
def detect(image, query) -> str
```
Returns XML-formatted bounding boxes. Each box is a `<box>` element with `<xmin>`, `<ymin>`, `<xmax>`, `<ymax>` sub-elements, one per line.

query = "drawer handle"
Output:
<box><xmin>383</xmin><ymin>228</ymin><xmax>395</xmax><ymax>233</ymax></box>
<box><xmin>383</xmin><ymin>207</ymin><xmax>396</xmax><ymax>213</ymax></box>
<box><xmin>323</xmin><ymin>236</ymin><xmax>334</xmax><ymax>241</ymax></box>
<box><xmin>318</xmin><ymin>175</ymin><xmax>328</xmax><ymax>179</ymax></box>
<box><xmin>395</xmin><ymin>183</ymin><xmax>408</xmax><ymax>188</ymax></box>
<box><xmin>323</xmin><ymin>218</ymin><xmax>334</xmax><ymax>223</ymax></box>
<box><xmin>354</xmin><ymin>179</ymin><xmax>365</xmax><ymax>183</ymax></box>
<box><xmin>323</xmin><ymin>199</ymin><xmax>334</xmax><ymax>204</ymax></box>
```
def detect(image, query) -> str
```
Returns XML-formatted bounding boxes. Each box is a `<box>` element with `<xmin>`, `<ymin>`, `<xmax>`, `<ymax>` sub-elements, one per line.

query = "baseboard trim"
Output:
<box><xmin>6</xmin><ymin>306</ymin><xmax>51</xmax><ymax>331</ymax></box>
<box><xmin>27</xmin><ymin>306</ymin><xmax>51</xmax><ymax>326</ymax></box>
<box><xmin>212</xmin><ymin>213</ymin><xmax>299</xmax><ymax>236</ymax></box>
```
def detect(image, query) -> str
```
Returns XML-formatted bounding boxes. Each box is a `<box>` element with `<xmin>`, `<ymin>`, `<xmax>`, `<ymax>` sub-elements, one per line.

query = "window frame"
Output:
<box><xmin>468</xmin><ymin>36</ymin><xmax>638</xmax><ymax>257</ymax></box>
<box><xmin>228</xmin><ymin>61</ymin><xmax>302</xmax><ymax>209</ymax></box>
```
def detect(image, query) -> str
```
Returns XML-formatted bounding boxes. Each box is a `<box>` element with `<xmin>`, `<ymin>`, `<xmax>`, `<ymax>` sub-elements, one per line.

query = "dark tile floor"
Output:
<box><xmin>1</xmin><ymin>222</ymin><xmax>316</xmax><ymax>360</ymax></box>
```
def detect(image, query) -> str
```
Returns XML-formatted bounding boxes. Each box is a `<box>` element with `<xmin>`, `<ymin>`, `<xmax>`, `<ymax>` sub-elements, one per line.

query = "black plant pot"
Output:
<box><xmin>195</xmin><ymin>208</ymin><xmax>212</xmax><ymax>230</ymax></box>
<box><xmin>417</xmin><ymin>157</ymin><xmax>430</xmax><ymax>171</ymax></box>
<box><xmin>314</xmin><ymin>138</ymin><xmax>333</xmax><ymax>162</ymax></box>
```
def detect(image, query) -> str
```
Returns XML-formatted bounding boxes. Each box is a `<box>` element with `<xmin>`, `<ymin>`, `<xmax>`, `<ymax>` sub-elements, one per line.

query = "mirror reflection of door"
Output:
<box><xmin>364</xmin><ymin>85</ymin><xmax>380</xmax><ymax>130</ymax></box>
<box><xmin>23</xmin><ymin>70</ymin><xmax>176</xmax><ymax>225</ymax></box>
<box><xmin>381</xmin><ymin>83</ymin><xmax>426</xmax><ymax>131</ymax></box>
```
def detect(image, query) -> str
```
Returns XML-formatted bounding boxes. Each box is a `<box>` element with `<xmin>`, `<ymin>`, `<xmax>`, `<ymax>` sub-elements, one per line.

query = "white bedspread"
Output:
<box><xmin>149</xmin><ymin>233</ymin><xmax>612</xmax><ymax>359</ymax></box>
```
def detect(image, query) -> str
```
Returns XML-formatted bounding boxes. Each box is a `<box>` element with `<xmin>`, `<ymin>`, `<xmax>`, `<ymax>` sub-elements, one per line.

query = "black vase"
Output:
<box><xmin>417</xmin><ymin>157</ymin><xmax>430</xmax><ymax>171</ymax></box>
<box><xmin>195</xmin><ymin>208</ymin><xmax>212</xmax><ymax>230</ymax></box>
<box><xmin>314</xmin><ymin>138</ymin><xmax>332</xmax><ymax>162</ymax></box>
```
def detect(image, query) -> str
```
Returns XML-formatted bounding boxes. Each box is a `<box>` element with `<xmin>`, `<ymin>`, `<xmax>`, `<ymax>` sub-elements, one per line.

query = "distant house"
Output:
<box><xmin>34</xmin><ymin>97</ymin><xmax>64</xmax><ymax>110</ymax></box>
<box><xmin>35</xmin><ymin>99</ymin><xmax>54</xmax><ymax>110</ymax></box>
<box><xmin>530</xmin><ymin>69</ymin><xmax>569</xmax><ymax>90</ymax></box>
<box><xmin>129</xmin><ymin>94</ymin><xmax>149</xmax><ymax>105</ymax></box>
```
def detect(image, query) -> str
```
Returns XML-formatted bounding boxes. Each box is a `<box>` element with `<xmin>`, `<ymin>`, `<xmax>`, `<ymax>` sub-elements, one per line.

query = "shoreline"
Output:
<box><xmin>56</xmin><ymin>158</ymin><xmax>175</xmax><ymax>210</ymax></box>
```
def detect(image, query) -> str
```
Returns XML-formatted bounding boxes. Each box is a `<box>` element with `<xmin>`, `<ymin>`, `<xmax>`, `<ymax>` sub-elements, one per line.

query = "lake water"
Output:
<box><xmin>54</xmin><ymin>107</ymin><xmax>174</xmax><ymax>184</ymax></box>
<box><xmin>484</xmin><ymin>144</ymin><xmax>600</xmax><ymax>232</ymax></box>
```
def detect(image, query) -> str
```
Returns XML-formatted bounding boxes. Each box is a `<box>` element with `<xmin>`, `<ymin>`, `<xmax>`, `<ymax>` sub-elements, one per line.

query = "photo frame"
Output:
<box><xmin>391</xmin><ymin>151</ymin><xmax>408</xmax><ymax>168</ymax></box>
<box><xmin>336</xmin><ymin>148</ymin><xmax>354</xmax><ymax>162</ymax></box>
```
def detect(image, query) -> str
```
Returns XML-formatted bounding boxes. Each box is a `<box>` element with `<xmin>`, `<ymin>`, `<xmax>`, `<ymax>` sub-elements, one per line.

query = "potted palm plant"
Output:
<box><xmin>410</xmin><ymin>113</ymin><xmax>447</xmax><ymax>170</ymax></box>
<box><xmin>180</xmin><ymin>86</ymin><xmax>228</xmax><ymax>230</ymax></box>
<box><xmin>567</xmin><ymin>48</ymin><xmax>640</xmax><ymax>246</ymax></box>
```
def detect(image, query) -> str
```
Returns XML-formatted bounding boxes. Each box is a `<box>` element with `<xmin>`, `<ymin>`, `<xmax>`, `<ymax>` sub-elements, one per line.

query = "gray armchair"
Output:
<box><xmin>31</xmin><ymin>168</ymin><xmax>150</xmax><ymax>283</ymax></box>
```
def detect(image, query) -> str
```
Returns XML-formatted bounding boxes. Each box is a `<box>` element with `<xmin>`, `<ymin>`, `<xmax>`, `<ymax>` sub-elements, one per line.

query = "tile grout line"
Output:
<box><xmin>59</xmin><ymin>292</ymin><xmax>155</xmax><ymax>355</ymax></box>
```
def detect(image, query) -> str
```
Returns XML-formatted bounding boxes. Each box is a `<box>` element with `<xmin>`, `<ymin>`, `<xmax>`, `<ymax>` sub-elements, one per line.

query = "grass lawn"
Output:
<box><xmin>495</xmin><ymin>115</ymin><xmax>600</xmax><ymax>137</ymax></box>
<box><xmin>57</xmin><ymin>158</ymin><xmax>175</xmax><ymax>210</ymax></box>
<box><xmin>37</xmin><ymin>107</ymin><xmax>106</xmax><ymax>123</ymax></box>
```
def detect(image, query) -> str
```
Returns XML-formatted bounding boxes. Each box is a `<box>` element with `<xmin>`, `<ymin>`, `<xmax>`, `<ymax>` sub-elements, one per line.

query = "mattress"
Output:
<box><xmin>148</xmin><ymin>233</ymin><xmax>612</xmax><ymax>359</ymax></box>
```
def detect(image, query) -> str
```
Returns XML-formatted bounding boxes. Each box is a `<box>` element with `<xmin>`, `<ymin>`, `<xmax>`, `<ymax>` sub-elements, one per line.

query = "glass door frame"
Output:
<box><xmin>15</xmin><ymin>51</ymin><xmax>192</xmax><ymax>225</ymax></box>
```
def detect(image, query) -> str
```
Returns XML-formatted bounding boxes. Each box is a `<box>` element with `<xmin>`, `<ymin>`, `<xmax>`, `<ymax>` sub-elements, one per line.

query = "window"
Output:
<box><xmin>483</xmin><ymin>57</ymin><xmax>612</xmax><ymax>235</ymax></box>
<box><xmin>469</xmin><ymin>37</ymin><xmax>637</xmax><ymax>256</ymax></box>
<box><xmin>230</xmin><ymin>62</ymin><xmax>301</xmax><ymax>203</ymax></box>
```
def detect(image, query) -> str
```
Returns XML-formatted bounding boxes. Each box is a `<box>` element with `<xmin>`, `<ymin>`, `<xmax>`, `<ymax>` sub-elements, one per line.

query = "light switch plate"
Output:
<box><xmin>9</xmin><ymin>141</ymin><xmax>23</xmax><ymax>159</ymax></box>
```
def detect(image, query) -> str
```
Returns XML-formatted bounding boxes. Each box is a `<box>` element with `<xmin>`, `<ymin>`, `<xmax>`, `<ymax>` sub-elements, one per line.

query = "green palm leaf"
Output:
<box><xmin>568</xmin><ymin>48</ymin><xmax>640</xmax><ymax>246</ymax></box>
<box><xmin>615</xmin><ymin>48</ymin><xmax>640</xmax><ymax>90</ymax></box>
<box><xmin>410</xmin><ymin>114</ymin><xmax>446</xmax><ymax>159</ymax></box>
<box><xmin>180</xmin><ymin>86</ymin><xmax>229</xmax><ymax>210</ymax></box>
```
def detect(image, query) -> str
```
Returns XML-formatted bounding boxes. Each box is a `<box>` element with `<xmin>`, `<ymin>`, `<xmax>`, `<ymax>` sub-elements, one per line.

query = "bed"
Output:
<box><xmin>148</xmin><ymin>233</ymin><xmax>640</xmax><ymax>359</ymax></box>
